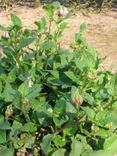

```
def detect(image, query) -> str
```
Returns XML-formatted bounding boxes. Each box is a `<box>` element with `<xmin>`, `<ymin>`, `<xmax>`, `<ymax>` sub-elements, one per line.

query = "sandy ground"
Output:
<box><xmin>0</xmin><ymin>5</ymin><xmax>117</xmax><ymax>71</ymax></box>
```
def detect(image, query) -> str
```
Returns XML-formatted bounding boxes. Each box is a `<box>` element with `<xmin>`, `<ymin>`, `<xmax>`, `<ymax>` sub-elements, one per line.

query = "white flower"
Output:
<box><xmin>2</xmin><ymin>31</ymin><xmax>9</xmax><ymax>39</ymax></box>
<box><xmin>28</xmin><ymin>77</ymin><xmax>33</xmax><ymax>88</ymax></box>
<box><xmin>58</xmin><ymin>6</ymin><xmax>68</xmax><ymax>17</ymax></box>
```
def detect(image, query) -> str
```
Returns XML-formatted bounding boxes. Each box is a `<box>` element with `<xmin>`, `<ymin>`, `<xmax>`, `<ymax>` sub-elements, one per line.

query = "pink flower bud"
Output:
<box><xmin>72</xmin><ymin>95</ymin><xmax>83</xmax><ymax>106</ymax></box>
<box><xmin>58</xmin><ymin>7</ymin><xmax>68</xmax><ymax>17</ymax></box>
<box><xmin>2</xmin><ymin>31</ymin><xmax>9</xmax><ymax>39</ymax></box>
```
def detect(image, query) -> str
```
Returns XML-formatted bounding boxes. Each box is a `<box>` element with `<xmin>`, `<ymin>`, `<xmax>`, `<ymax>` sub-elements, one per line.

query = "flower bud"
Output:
<box><xmin>58</xmin><ymin>7</ymin><xmax>68</xmax><ymax>17</ymax></box>
<box><xmin>23</xmin><ymin>99</ymin><xmax>29</xmax><ymax>107</ymax></box>
<box><xmin>72</xmin><ymin>94</ymin><xmax>83</xmax><ymax>106</ymax></box>
<box><xmin>5</xmin><ymin>110</ymin><xmax>13</xmax><ymax>118</ymax></box>
<box><xmin>29</xmin><ymin>79</ymin><xmax>33</xmax><ymax>88</ymax></box>
<box><xmin>2</xmin><ymin>31</ymin><xmax>9</xmax><ymax>39</ymax></box>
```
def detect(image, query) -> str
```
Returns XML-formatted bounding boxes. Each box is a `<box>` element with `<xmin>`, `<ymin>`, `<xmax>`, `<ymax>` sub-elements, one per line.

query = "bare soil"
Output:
<box><xmin>0</xmin><ymin>5</ymin><xmax>117</xmax><ymax>71</ymax></box>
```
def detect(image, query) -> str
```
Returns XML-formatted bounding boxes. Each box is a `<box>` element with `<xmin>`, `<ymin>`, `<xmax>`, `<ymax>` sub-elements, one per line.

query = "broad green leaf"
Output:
<box><xmin>3</xmin><ymin>47</ymin><xmax>15</xmax><ymax>62</ymax></box>
<box><xmin>80</xmin><ymin>23</ymin><xmax>87</xmax><ymax>32</ymax></box>
<box><xmin>110</xmin><ymin>73</ymin><xmax>117</xmax><ymax>96</ymax></box>
<box><xmin>53</xmin><ymin>117</ymin><xmax>66</xmax><ymax>127</ymax></box>
<box><xmin>11</xmin><ymin>14</ymin><xmax>22</xmax><ymax>27</ymax></box>
<box><xmin>53</xmin><ymin>135</ymin><xmax>66</xmax><ymax>147</ymax></box>
<box><xmin>0</xmin><ymin>130</ymin><xmax>6</xmax><ymax>143</ymax></box>
<box><xmin>40</xmin><ymin>134</ymin><xmax>53</xmax><ymax>155</ymax></box>
<box><xmin>0</xmin><ymin>120</ymin><xmax>11</xmax><ymax>130</ymax></box>
<box><xmin>35</xmin><ymin>17</ymin><xmax>47</xmax><ymax>33</ymax></box>
<box><xmin>66</xmin><ymin>101</ymin><xmax>77</xmax><ymax>115</ymax></box>
<box><xmin>21</xmin><ymin>122</ymin><xmax>37</xmax><ymax>132</ymax></box>
<box><xmin>52</xmin><ymin>149</ymin><xmax>66</xmax><ymax>156</ymax></box>
<box><xmin>59</xmin><ymin>22</ymin><xmax>69</xmax><ymax>30</ymax></box>
<box><xmin>0</xmin><ymin>146</ymin><xmax>14</xmax><ymax>156</ymax></box>
<box><xmin>19</xmin><ymin>37</ymin><xmax>35</xmax><ymax>49</ymax></box>
<box><xmin>18</xmin><ymin>80</ymin><xmax>29</xmax><ymax>97</ymax></box>
<box><xmin>2</xmin><ymin>83</ymin><xmax>16</xmax><ymax>102</ymax></box>
<box><xmin>82</xmin><ymin>92</ymin><xmax>95</xmax><ymax>105</ymax></box>
<box><xmin>41</xmin><ymin>41</ymin><xmax>56</xmax><ymax>50</ymax></box>
<box><xmin>82</xmin><ymin>107</ymin><xmax>95</xmax><ymax>121</ymax></box>
<box><xmin>83</xmin><ymin>150</ymin><xmax>117</xmax><ymax>156</ymax></box>
<box><xmin>52</xmin><ymin>1</ymin><xmax>60</xmax><ymax>9</ymax></box>
<box><xmin>74</xmin><ymin>58</ymin><xmax>84</xmax><ymax>72</ymax></box>
<box><xmin>43</xmin><ymin>4</ymin><xmax>54</xmax><ymax>17</ymax></box>
<box><xmin>27</xmin><ymin>84</ymin><xmax>41</xmax><ymax>100</ymax></box>
<box><xmin>54</xmin><ymin>98</ymin><xmax>66</xmax><ymax>115</ymax></box>
<box><xmin>64</xmin><ymin>125</ymin><xmax>78</xmax><ymax>136</ymax></box>
<box><xmin>75</xmin><ymin>33</ymin><xmax>86</xmax><ymax>45</ymax></box>
<box><xmin>65</xmin><ymin>71</ymin><xmax>82</xmax><ymax>85</ymax></box>
<box><xmin>95</xmin><ymin>110</ymin><xmax>117</xmax><ymax>128</ymax></box>
<box><xmin>14</xmin><ymin>133</ymin><xmax>35</xmax><ymax>149</ymax></box>
<box><xmin>70</xmin><ymin>138</ymin><xmax>82</xmax><ymax>156</ymax></box>
<box><xmin>18</xmin><ymin>81</ymin><xmax>41</xmax><ymax>100</ymax></box>
<box><xmin>7</xmin><ymin>67</ymin><xmax>17</xmax><ymax>83</ymax></box>
<box><xmin>104</xmin><ymin>134</ymin><xmax>117</xmax><ymax>150</ymax></box>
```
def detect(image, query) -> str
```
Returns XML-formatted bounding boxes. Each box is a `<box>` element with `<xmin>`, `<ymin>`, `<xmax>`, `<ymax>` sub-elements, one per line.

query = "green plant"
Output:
<box><xmin>0</xmin><ymin>2</ymin><xmax>117</xmax><ymax>156</ymax></box>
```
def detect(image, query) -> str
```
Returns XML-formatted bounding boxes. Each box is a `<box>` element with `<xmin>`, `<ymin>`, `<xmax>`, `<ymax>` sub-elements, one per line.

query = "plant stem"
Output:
<box><xmin>48</xmin><ymin>19</ymin><xmax>52</xmax><ymax>34</ymax></box>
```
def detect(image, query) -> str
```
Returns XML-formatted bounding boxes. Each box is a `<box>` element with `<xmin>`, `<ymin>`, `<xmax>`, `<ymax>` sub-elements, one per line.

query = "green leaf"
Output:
<box><xmin>82</xmin><ymin>107</ymin><xmax>95</xmax><ymax>121</ymax></box>
<box><xmin>70</xmin><ymin>138</ymin><xmax>82</xmax><ymax>156</ymax></box>
<box><xmin>40</xmin><ymin>134</ymin><xmax>53</xmax><ymax>155</ymax></box>
<box><xmin>0</xmin><ymin>146</ymin><xmax>14</xmax><ymax>156</ymax></box>
<box><xmin>11</xmin><ymin>14</ymin><xmax>22</xmax><ymax>27</ymax></box>
<box><xmin>26</xmin><ymin>84</ymin><xmax>41</xmax><ymax>100</ymax></box>
<box><xmin>83</xmin><ymin>150</ymin><xmax>117</xmax><ymax>156</ymax></box>
<box><xmin>13</xmin><ymin>133</ymin><xmax>35</xmax><ymax>149</ymax></box>
<box><xmin>0</xmin><ymin>120</ymin><xmax>11</xmax><ymax>130</ymax></box>
<box><xmin>65</xmin><ymin>71</ymin><xmax>82</xmax><ymax>85</ymax></box>
<box><xmin>59</xmin><ymin>22</ymin><xmax>69</xmax><ymax>30</ymax></box>
<box><xmin>82</xmin><ymin>92</ymin><xmax>95</xmax><ymax>105</ymax></box>
<box><xmin>35</xmin><ymin>17</ymin><xmax>47</xmax><ymax>33</ymax></box>
<box><xmin>19</xmin><ymin>37</ymin><xmax>35</xmax><ymax>49</ymax></box>
<box><xmin>53</xmin><ymin>135</ymin><xmax>66</xmax><ymax>147</ymax></box>
<box><xmin>52</xmin><ymin>1</ymin><xmax>60</xmax><ymax>9</ymax></box>
<box><xmin>21</xmin><ymin>122</ymin><xmax>37</xmax><ymax>132</ymax></box>
<box><xmin>66</xmin><ymin>102</ymin><xmax>77</xmax><ymax>114</ymax></box>
<box><xmin>110</xmin><ymin>73</ymin><xmax>117</xmax><ymax>96</ymax></box>
<box><xmin>64</xmin><ymin>125</ymin><xmax>78</xmax><ymax>136</ymax></box>
<box><xmin>7</xmin><ymin>67</ymin><xmax>17</xmax><ymax>83</ymax></box>
<box><xmin>52</xmin><ymin>149</ymin><xmax>66</xmax><ymax>156</ymax></box>
<box><xmin>2</xmin><ymin>83</ymin><xmax>16</xmax><ymax>102</ymax></box>
<box><xmin>18</xmin><ymin>80</ymin><xmax>41</xmax><ymax>100</ymax></box>
<box><xmin>53</xmin><ymin>117</ymin><xmax>66</xmax><ymax>127</ymax></box>
<box><xmin>0</xmin><ymin>130</ymin><xmax>6</xmax><ymax>143</ymax></box>
<box><xmin>95</xmin><ymin>110</ymin><xmax>117</xmax><ymax>128</ymax></box>
<box><xmin>80</xmin><ymin>23</ymin><xmax>87</xmax><ymax>32</ymax></box>
<box><xmin>75</xmin><ymin>33</ymin><xmax>86</xmax><ymax>45</ymax></box>
<box><xmin>18</xmin><ymin>80</ymin><xmax>29</xmax><ymax>97</ymax></box>
<box><xmin>104</xmin><ymin>134</ymin><xmax>117</xmax><ymax>151</ymax></box>
<box><xmin>3</xmin><ymin>47</ymin><xmax>15</xmax><ymax>62</ymax></box>
<box><xmin>54</xmin><ymin>98</ymin><xmax>66</xmax><ymax>115</ymax></box>
<box><xmin>43</xmin><ymin>4</ymin><xmax>54</xmax><ymax>18</ymax></box>
<box><xmin>41</xmin><ymin>41</ymin><xmax>56</xmax><ymax>50</ymax></box>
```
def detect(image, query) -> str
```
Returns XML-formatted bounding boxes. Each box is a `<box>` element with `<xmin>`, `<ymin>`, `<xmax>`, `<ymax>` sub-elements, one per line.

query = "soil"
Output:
<box><xmin>0</xmin><ymin>5</ymin><xmax>117</xmax><ymax>71</ymax></box>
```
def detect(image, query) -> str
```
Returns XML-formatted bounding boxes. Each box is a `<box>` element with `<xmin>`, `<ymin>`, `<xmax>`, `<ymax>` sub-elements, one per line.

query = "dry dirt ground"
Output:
<box><xmin>0</xmin><ymin>5</ymin><xmax>117</xmax><ymax>71</ymax></box>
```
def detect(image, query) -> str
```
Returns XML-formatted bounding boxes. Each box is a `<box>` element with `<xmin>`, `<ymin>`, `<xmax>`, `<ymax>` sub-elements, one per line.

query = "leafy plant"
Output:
<box><xmin>0</xmin><ymin>2</ymin><xmax>117</xmax><ymax>156</ymax></box>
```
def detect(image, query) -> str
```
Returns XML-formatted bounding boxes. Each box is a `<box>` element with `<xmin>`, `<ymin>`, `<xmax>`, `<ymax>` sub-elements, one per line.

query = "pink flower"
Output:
<box><xmin>58</xmin><ymin>6</ymin><xmax>68</xmax><ymax>17</ymax></box>
<box><xmin>72</xmin><ymin>95</ymin><xmax>83</xmax><ymax>106</ymax></box>
<box><xmin>2</xmin><ymin>31</ymin><xmax>9</xmax><ymax>39</ymax></box>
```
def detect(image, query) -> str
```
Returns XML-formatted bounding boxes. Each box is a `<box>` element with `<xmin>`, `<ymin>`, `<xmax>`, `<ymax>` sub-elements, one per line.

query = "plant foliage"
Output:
<box><xmin>0</xmin><ymin>2</ymin><xmax>117</xmax><ymax>156</ymax></box>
